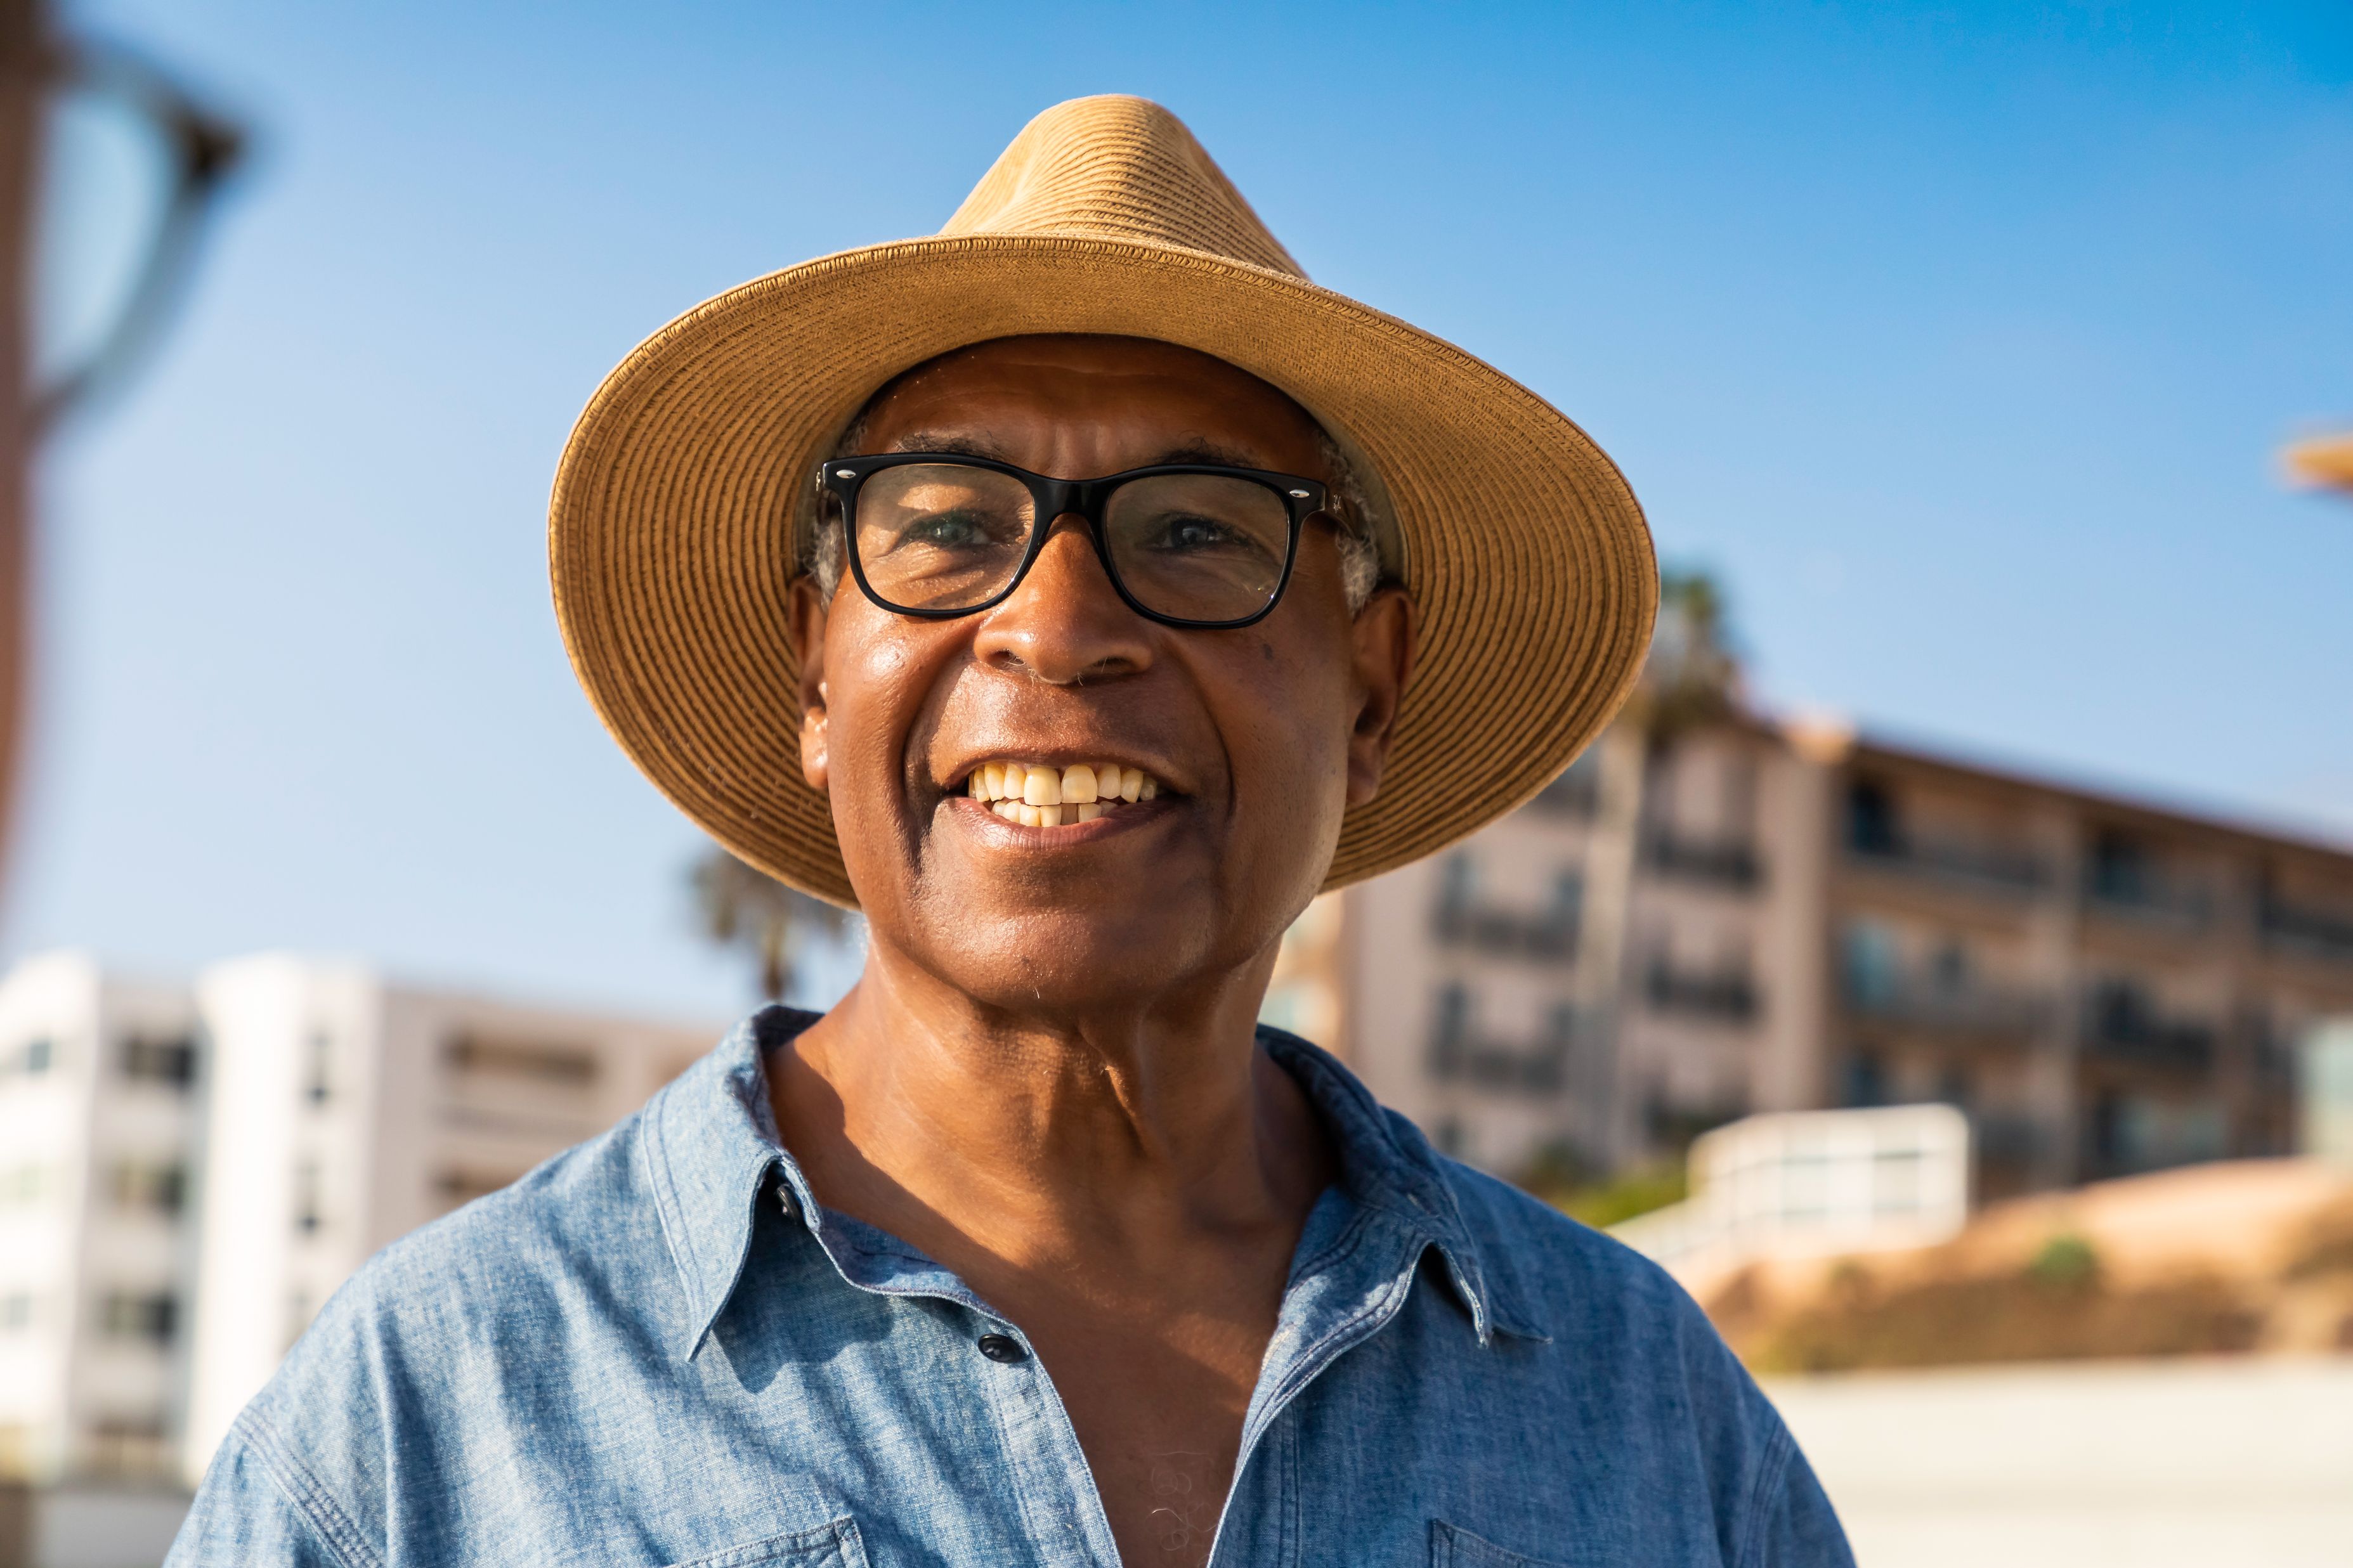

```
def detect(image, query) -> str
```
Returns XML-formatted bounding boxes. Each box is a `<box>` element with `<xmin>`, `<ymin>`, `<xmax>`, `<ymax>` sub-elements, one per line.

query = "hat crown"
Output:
<box><xmin>939</xmin><ymin>95</ymin><xmax>1305</xmax><ymax>280</ymax></box>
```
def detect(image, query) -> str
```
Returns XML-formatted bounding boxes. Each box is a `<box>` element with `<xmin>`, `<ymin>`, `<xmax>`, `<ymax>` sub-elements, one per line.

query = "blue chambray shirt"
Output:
<box><xmin>169</xmin><ymin>1009</ymin><xmax>1851</xmax><ymax>1567</ymax></box>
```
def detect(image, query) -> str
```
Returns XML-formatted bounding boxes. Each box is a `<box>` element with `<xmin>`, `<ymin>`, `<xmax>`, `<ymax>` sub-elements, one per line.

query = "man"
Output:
<box><xmin>171</xmin><ymin>97</ymin><xmax>1851</xmax><ymax>1567</ymax></box>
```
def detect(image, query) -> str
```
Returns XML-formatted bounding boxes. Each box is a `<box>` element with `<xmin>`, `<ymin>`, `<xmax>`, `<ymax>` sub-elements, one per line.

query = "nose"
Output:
<box><xmin>968</xmin><ymin>514</ymin><xmax>1153</xmax><ymax>684</ymax></box>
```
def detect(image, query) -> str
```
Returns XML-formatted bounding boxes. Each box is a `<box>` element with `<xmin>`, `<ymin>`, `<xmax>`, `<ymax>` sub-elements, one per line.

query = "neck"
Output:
<box><xmin>769</xmin><ymin>938</ymin><xmax>1334</xmax><ymax>1269</ymax></box>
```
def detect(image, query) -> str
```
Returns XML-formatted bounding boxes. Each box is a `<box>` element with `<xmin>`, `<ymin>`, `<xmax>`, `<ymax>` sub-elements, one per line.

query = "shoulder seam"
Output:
<box><xmin>1731</xmin><ymin>1411</ymin><xmax>1797</xmax><ymax>1568</ymax></box>
<box><xmin>231</xmin><ymin>1406</ymin><xmax>386</xmax><ymax>1568</ymax></box>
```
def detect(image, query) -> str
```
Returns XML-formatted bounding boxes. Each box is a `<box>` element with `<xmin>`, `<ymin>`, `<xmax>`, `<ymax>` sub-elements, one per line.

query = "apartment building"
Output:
<box><xmin>0</xmin><ymin>954</ymin><xmax>204</xmax><ymax>1487</ymax></box>
<box><xmin>1320</xmin><ymin>715</ymin><xmax>2353</xmax><ymax>1201</ymax></box>
<box><xmin>0</xmin><ymin>950</ymin><xmax>720</xmax><ymax>1492</ymax></box>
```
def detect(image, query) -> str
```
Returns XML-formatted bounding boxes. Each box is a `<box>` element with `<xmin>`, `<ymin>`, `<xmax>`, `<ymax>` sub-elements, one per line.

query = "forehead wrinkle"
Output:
<box><xmin>875</xmin><ymin>429</ymin><xmax>1286</xmax><ymax>476</ymax></box>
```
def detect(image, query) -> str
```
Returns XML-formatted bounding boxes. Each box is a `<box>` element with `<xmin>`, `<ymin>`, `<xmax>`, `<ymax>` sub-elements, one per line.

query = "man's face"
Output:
<box><xmin>790</xmin><ymin>335</ymin><xmax>1412</xmax><ymax>1021</ymax></box>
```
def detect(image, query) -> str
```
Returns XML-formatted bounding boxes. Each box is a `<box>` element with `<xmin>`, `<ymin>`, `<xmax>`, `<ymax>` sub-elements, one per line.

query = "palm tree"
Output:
<box><xmin>689</xmin><ymin>847</ymin><xmax>855</xmax><ymax>1002</ymax></box>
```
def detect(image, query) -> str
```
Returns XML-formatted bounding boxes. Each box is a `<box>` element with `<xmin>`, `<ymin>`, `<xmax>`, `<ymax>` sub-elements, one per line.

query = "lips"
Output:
<box><xmin>961</xmin><ymin>760</ymin><xmax>1161</xmax><ymax>827</ymax></box>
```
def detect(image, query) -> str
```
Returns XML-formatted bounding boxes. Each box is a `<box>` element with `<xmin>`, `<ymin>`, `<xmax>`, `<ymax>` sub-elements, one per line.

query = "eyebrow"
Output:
<box><xmin>880</xmin><ymin>432</ymin><xmax>1272</xmax><ymax>471</ymax></box>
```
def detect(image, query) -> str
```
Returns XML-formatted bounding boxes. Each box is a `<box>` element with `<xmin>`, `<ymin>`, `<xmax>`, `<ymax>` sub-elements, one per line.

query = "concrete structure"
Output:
<box><xmin>0</xmin><ymin>954</ymin><xmax>203</xmax><ymax>1489</ymax></box>
<box><xmin>1313</xmin><ymin>711</ymin><xmax>2353</xmax><ymax>1200</ymax></box>
<box><xmin>0</xmin><ymin>949</ymin><xmax>720</xmax><ymax>1503</ymax></box>
<box><xmin>1609</xmin><ymin>1103</ymin><xmax>1970</xmax><ymax>1276</ymax></box>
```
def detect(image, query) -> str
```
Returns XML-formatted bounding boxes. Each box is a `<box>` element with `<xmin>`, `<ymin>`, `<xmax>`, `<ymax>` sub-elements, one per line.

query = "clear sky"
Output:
<box><xmin>8</xmin><ymin>0</ymin><xmax>2351</xmax><ymax>1020</ymax></box>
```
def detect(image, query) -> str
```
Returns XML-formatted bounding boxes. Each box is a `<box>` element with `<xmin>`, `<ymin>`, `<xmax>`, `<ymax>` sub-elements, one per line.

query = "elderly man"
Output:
<box><xmin>171</xmin><ymin>98</ymin><xmax>1851</xmax><ymax>1567</ymax></box>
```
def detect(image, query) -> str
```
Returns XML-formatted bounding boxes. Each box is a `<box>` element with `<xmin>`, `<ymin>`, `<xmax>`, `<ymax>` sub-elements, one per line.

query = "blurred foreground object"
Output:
<box><xmin>2282</xmin><ymin>430</ymin><xmax>2353</xmax><ymax>494</ymax></box>
<box><xmin>690</xmin><ymin>846</ymin><xmax>853</xmax><ymax>1002</ymax></box>
<box><xmin>0</xmin><ymin>10</ymin><xmax>243</xmax><ymax>891</ymax></box>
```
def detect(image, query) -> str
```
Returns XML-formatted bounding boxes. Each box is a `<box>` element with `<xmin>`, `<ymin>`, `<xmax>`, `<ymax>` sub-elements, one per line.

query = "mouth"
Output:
<box><xmin>956</xmin><ymin>760</ymin><xmax>1164</xmax><ymax>828</ymax></box>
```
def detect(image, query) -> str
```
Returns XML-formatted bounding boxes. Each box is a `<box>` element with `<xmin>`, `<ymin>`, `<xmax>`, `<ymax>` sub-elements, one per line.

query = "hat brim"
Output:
<box><xmin>551</xmin><ymin>235</ymin><xmax>1656</xmax><ymax>908</ymax></box>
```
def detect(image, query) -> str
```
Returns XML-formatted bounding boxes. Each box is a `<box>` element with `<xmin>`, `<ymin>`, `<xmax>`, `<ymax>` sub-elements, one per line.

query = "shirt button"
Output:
<box><xmin>976</xmin><ymin>1333</ymin><xmax>1027</xmax><ymax>1363</ymax></box>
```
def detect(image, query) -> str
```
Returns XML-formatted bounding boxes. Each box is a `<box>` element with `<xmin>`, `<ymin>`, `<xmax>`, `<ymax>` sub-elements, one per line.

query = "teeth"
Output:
<box><xmin>963</xmin><ymin>759</ymin><xmax>1163</xmax><ymax>824</ymax></box>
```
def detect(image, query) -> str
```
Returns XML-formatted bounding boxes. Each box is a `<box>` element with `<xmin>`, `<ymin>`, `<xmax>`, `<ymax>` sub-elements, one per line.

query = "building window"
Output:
<box><xmin>305</xmin><ymin>1031</ymin><xmax>333</xmax><ymax>1105</ymax></box>
<box><xmin>86</xmin><ymin>1417</ymin><xmax>171</xmax><ymax>1479</ymax></box>
<box><xmin>0</xmin><ymin>1164</ymin><xmax>42</xmax><ymax>1205</ymax></box>
<box><xmin>445</xmin><ymin>1034</ymin><xmax>600</xmax><ymax>1087</ymax></box>
<box><xmin>293</xmin><ymin>1160</ymin><xmax>323</xmax><ymax>1236</ymax></box>
<box><xmin>109</xmin><ymin>1161</ymin><xmax>186</xmax><ymax>1217</ymax></box>
<box><xmin>1849</xmin><ymin>779</ymin><xmax>1899</xmax><ymax>855</ymax></box>
<box><xmin>1840</xmin><ymin>920</ymin><xmax>1900</xmax><ymax>1008</ymax></box>
<box><xmin>1842</xmin><ymin>1048</ymin><xmax>1887</xmax><ymax>1108</ymax></box>
<box><xmin>2088</xmin><ymin>828</ymin><xmax>2150</xmax><ymax>904</ymax></box>
<box><xmin>97</xmin><ymin>1292</ymin><xmax>177</xmax><ymax>1346</ymax></box>
<box><xmin>120</xmin><ymin>1033</ymin><xmax>196</xmax><ymax>1088</ymax></box>
<box><xmin>1</xmin><ymin>1035</ymin><xmax>56</xmax><ymax>1079</ymax></box>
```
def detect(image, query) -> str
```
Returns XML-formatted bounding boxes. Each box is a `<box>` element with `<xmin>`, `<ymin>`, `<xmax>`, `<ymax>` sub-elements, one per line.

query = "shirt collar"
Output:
<box><xmin>639</xmin><ymin>1008</ymin><xmax>1541</xmax><ymax>1361</ymax></box>
<box><xmin>1256</xmin><ymin>1026</ymin><xmax>1543</xmax><ymax>1344</ymax></box>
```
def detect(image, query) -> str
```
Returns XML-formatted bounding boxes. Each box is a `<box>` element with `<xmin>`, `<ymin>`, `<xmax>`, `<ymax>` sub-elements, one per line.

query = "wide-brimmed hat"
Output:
<box><xmin>551</xmin><ymin>94</ymin><xmax>1656</xmax><ymax>907</ymax></box>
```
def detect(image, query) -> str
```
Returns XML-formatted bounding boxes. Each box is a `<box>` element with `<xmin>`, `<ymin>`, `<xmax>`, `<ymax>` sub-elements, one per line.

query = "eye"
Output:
<box><xmin>894</xmin><ymin>509</ymin><xmax>998</xmax><ymax>550</ymax></box>
<box><xmin>1148</xmin><ymin>512</ymin><xmax>1251</xmax><ymax>554</ymax></box>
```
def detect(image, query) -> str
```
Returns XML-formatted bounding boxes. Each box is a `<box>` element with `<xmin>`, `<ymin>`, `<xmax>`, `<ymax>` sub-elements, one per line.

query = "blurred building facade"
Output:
<box><xmin>0</xmin><ymin>953</ymin><xmax>202</xmax><ymax>1487</ymax></box>
<box><xmin>0</xmin><ymin>950</ymin><xmax>717</xmax><ymax>1493</ymax></box>
<box><xmin>1302</xmin><ymin>709</ymin><xmax>2353</xmax><ymax>1202</ymax></box>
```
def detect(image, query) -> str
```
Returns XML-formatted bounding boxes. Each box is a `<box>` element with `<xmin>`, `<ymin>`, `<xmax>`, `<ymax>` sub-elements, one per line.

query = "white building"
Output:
<box><xmin>0</xmin><ymin>950</ymin><xmax>723</xmax><ymax>1498</ymax></box>
<box><xmin>0</xmin><ymin>952</ymin><xmax>204</xmax><ymax>1487</ymax></box>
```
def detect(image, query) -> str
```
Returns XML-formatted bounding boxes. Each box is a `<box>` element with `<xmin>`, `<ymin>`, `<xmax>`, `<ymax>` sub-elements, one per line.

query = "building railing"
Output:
<box><xmin>1849</xmin><ymin>836</ymin><xmax>2049</xmax><ymax>897</ymax></box>
<box><xmin>1843</xmin><ymin>977</ymin><xmax>2050</xmax><ymax>1040</ymax></box>
<box><xmin>2259</xmin><ymin>897</ymin><xmax>2353</xmax><ymax>966</ymax></box>
<box><xmin>1643</xmin><ymin>962</ymin><xmax>1759</xmax><ymax>1023</ymax></box>
<box><xmin>1644</xmin><ymin>831</ymin><xmax>1764</xmax><ymax>891</ymax></box>
<box><xmin>1426</xmin><ymin>1015</ymin><xmax>1575</xmax><ymax>1096</ymax></box>
<box><xmin>1431</xmin><ymin>901</ymin><xmax>1579</xmax><ymax>963</ymax></box>
<box><xmin>1526</xmin><ymin>763</ymin><xmax>1600</xmax><ymax>819</ymax></box>
<box><xmin>2083</xmin><ymin>875</ymin><xmax>2215</xmax><ymax>930</ymax></box>
<box><xmin>2079</xmin><ymin>1007</ymin><xmax>2217</xmax><ymax>1075</ymax></box>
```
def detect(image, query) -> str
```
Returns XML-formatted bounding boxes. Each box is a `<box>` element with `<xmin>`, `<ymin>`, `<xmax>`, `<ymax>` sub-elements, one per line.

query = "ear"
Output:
<box><xmin>787</xmin><ymin>577</ymin><xmax>832</xmax><ymax>791</ymax></box>
<box><xmin>1343</xmin><ymin>586</ymin><xmax>1416</xmax><ymax>808</ymax></box>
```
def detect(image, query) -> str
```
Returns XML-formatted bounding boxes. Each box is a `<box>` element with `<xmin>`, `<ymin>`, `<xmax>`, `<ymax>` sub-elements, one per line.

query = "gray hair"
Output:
<box><xmin>805</xmin><ymin>422</ymin><xmax>1383</xmax><ymax>616</ymax></box>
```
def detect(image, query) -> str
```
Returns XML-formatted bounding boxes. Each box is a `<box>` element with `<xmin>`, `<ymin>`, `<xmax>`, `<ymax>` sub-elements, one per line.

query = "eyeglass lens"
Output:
<box><xmin>852</xmin><ymin>463</ymin><xmax>1293</xmax><ymax>623</ymax></box>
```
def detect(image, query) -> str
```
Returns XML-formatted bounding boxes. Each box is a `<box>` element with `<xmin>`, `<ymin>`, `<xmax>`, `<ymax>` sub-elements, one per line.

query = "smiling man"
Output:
<box><xmin>171</xmin><ymin>98</ymin><xmax>1851</xmax><ymax>1568</ymax></box>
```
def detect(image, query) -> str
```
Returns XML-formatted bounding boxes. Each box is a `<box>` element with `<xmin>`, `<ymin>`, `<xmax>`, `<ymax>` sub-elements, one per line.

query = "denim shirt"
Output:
<box><xmin>169</xmin><ymin>1009</ymin><xmax>1851</xmax><ymax>1568</ymax></box>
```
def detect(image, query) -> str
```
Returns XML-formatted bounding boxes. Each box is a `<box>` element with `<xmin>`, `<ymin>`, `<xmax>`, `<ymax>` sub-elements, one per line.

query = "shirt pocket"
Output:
<box><xmin>662</xmin><ymin>1517</ymin><xmax>868</xmax><ymax>1568</ymax></box>
<box><xmin>1431</xmin><ymin>1519</ymin><xmax>1620</xmax><ymax>1568</ymax></box>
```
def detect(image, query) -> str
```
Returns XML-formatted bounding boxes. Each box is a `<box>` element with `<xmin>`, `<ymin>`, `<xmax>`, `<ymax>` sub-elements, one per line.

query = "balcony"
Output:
<box><xmin>1644</xmin><ymin>961</ymin><xmax>1759</xmax><ymax>1024</ymax></box>
<box><xmin>1849</xmin><ymin>834</ymin><xmax>2049</xmax><ymax>898</ymax></box>
<box><xmin>1844</xmin><ymin>975</ymin><xmax>2050</xmax><ymax>1042</ymax></box>
<box><xmin>1427</xmin><ymin>1002</ymin><xmax>1575</xmax><ymax>1096</ymax></box>
<box><xmin>2080</xmin><ymin>987</ymin><xmax>2217</xmax><ymax>1076</ymax></box>
<box><xmin>2259</xmin><ymin>895</ymin><xmax>2353</xmax><ymax>966</ymax></box>
<box><xmin>1644</xmin><ymin>830</ymin><xmax>1763</xmax><ymax>891</ymax></box>
<box><xmin>1526</xmin><ymin>758</ymin><xmax>1601</xmax><ymax>819</ymax></box>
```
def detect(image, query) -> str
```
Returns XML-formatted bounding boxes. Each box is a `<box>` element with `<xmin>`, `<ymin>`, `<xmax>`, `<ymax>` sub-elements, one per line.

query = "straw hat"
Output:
<box><xmin>551</xmin><ymin>95</ymin><xmax>1655</xmax><ymax>908</ymax></box>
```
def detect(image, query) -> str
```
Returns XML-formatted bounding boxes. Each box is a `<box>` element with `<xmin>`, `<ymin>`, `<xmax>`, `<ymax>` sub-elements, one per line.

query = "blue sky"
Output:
<box><xmin>8</xmin><ymin>1</ymin><xmax>2351</xmax><ymax>1019</ymax></box>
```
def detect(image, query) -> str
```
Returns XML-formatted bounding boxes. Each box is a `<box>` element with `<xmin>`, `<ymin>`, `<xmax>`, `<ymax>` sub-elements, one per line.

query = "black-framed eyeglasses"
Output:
<box><xmin>817</xmin><ymin>453</ymin><xmax>1334</xmax><ymax>630</ymax></box>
